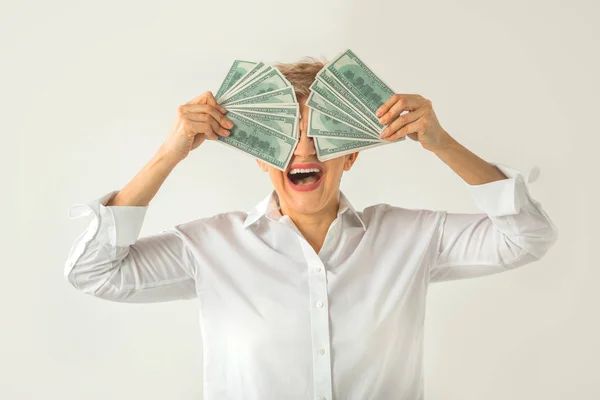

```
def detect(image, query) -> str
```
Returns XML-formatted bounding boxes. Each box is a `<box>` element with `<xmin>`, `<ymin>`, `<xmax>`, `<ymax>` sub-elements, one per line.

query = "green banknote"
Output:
<box><xmin>215</xmin><ymin>60</ymin><xmax>257</xmax><ymax>100</ymax></box>
<box><xmin>225</xmin><ymin>105</ymin><xmax>299</xmax><ymax>118</ymax></box>
<box><xmin>316</xmin><ymin>69</ymin><xmax>383</xmax><ymax>132</ymax></box>
<box><xmin>217</xmin><ymin>111</ymin><xmax>297</xmax><ymax>171</ymax></box>
<box><xmin>314</xmin><ymin>136</ymin><xmax>388</xmax><ymax>161</ymax></box>
<box><xmin>227</xmin><ymin>87</ymin><xmax>297</xmax><ymax>105</ymax></box>
<box><xmin>326</xmin><ymin>49</ymin><xmax>395</xmax><ymax>123</ymax></box>
<box><xmin>307</xmin><ymin>108</ymin><xmax>382</xmax><ymax>141</ymax></box>
<box><xmin>219</xmin><ymin>62</ymin><xmax>266</xmax><ymax>102</ymax></box>
<box><xmin>222</xmin><ymin>69</ymin><xmax>291</xmax><ymax>105</ymax></box>
<box><xmin>220</xmin><ymin>65</ymin><xmax>272</xmax><ymax>102</ymax></box>
<box><xmin>306</xmin><ymin>90</ymin><xmax>379</xmax><ymax>137</ymax></box>
<box><xmin>231</xmin><ymin>109</ymin><xmax>298</xmax><ymax>138</ymax></box>
<box><xmin>308</xmin><ymin>79</ymin><xmax>376</xmax><ymax>134</ymax></box>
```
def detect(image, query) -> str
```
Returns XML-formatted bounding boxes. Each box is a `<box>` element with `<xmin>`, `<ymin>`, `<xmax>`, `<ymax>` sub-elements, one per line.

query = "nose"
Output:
<box><xmin>294</xmin><ymin>97</ymin><xmax>316</xmax><ymax>158</ymax></box>
<box><xmin>294</xmin><ymin>128</ymin><xmax>317</xmax><ymax>158</ymax></box>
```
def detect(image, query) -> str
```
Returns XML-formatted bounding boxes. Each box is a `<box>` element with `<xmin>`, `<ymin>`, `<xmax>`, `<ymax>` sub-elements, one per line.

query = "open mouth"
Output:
<box><xmin>286</xmin><ymin>164</ymin><xmax>324</xmax><ymax>190</ymax></box>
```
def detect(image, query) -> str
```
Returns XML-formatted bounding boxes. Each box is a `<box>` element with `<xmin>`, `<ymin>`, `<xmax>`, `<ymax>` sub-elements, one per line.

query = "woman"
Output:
<box><xmin>65</xmin><ymin>60</ymin><xmax>558</xmax><ymax>400</ymax></box>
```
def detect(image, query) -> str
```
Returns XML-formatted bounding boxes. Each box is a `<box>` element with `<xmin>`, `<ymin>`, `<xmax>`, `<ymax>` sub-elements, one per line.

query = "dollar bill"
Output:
<box><xmin>225</xmin><ymin>105</ymin><xmax>299</xmax><ymax>118</ymax></box>
<box><xmin>220</xmin><ymin>65</ymin><xmax>273</xmax><ymax>102</ymax></box>
<box><xmin>215</xmin><ymin>60</ymin><xmax>257</xmax><ymax>100</ymax></box>
<box><xmin>316</xmin><ymin>69</ymin><xmax>383</xmax><ymax>132</ymax></box>
<box><xmin>219</xmin><ymin>63</ymin><xmax>267</xmax><ymax>102</ymax></box>
<box><xmin>307</xmin><ymin>107</ymin><xmax>382</xmax><ymax>142</ymax></box>
<box><xmin>226</xmin><ymin>87</ymin><xmax>297</xmax><ymax>106</ymax></box>
<box><xmin>231</xmin><ymin>109</ymin><xmax>298</xmax><ymax>138</ymax></box>
<box><xmin>314</xmin><ymin>136</ymin><xmax>388</xmax><ymax>161</ymax></box>
<box><xmin>308</xmin><ymin>79</ymin><xmax>376</xmax><ymax>134</ymax></box>
<box><xmin>217</xmin><ymin>111</ymin><xmax>297</xmax><ymax>171</ymax></box>
<box><xmin>325</xmin><ymin>49</ymin><xmax>395</xmax><ymax>125</ymax></box>
<box><xmin>222</xmin><ymin>69</ymin><xmax>291</xmax><ymax>105</ymax></box>
<box><xmin>306</xmin><ymin>90</ymin><xmax>379</xmax><ymax>137</ymax></box>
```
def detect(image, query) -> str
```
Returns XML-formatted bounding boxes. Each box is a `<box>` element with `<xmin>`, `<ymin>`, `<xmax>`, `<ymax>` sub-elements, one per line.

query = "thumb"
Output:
<box><xmin>205</xmin><ymin>91</ymin><xmax>226</xmax><ymax>113</ymax></box>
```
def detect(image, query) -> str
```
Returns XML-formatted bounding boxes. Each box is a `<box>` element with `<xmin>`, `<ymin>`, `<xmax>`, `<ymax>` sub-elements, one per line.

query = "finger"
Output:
<box><xmin>379</xmin><ymin>102</ymin><xmax>409</xmax><ymax>125</ymax></box>
<box><xmin>193</xmin><ymin>114</ymin><xmax>231</xmax><ymax>137</ymax></box>
<box><xmin>198</xmin><ymin>122</ymin><xmax>219</xmax><ymax>140</ymax></box>
<box><xmin>379</xmin><ymin>95</ymin><xmax>425</xmax><ymax>124</ymax></box>
<box><xmin>185</xmin><ymin>121</ymin><xmax>219</xmax><ymax>140</ymax></box>
<box><xmin>385</xmin><ymin>120</ymin><xmax>420</xmax><ymax>142</ymax></box>
<box><xmin>380</xmin><ymin>108</ymin><xmax>424</xmax><ymax>138</ymax></box>
<box><xmin>185</xmin><ymin>92</ymin><xmax>227</xmax><ymax>114</ymax></box>
<box><xmin>205</xmin><ymin>91</ymin><xmax>227</xmax><ymax>114</ymax></box>
<box><xmin>204</xmin><ymin>129</ymin><xmax>219</xmax><ymax>141</ymax></box>
<box><xmin>205</xmin><ymin>91</ymin><xmax>217</xmax><ymax>105</ymax></box>
<box><xmin>182</xmin><ymin>104</ymin><xmax>232</xmax><ymax>129</ymax></box>
<box><xmin>375</xmin><ymin>94</ymin><xmax>401</xmax><ymax>118</ymax></box>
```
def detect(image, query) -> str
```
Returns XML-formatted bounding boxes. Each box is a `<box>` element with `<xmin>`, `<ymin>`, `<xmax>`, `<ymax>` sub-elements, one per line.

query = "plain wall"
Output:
<box><xmin>1</xmin><ymin>0</ymin><xmax>598</xmax><ymax>398</ymax></box>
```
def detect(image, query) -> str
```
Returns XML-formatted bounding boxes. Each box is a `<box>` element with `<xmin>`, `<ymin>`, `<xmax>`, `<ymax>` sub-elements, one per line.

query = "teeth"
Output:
<box><xmin>289</xmin><ymin>168</ymin><xmax>321</xmax><ymax>174</ymax></box>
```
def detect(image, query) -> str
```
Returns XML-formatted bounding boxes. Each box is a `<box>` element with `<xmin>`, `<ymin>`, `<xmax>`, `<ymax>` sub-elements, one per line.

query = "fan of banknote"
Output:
<box><xmin>214</xmin><ymin>49</ymin><xmax>403</xmax><ymax>171</ymax></box>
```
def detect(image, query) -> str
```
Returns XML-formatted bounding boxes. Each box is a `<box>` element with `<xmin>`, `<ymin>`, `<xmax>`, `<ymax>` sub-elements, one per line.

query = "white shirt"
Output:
<box><xmin>65</xmin><ymin>162</ymin><xmax>558</xmax><ymax>400</ymax></box>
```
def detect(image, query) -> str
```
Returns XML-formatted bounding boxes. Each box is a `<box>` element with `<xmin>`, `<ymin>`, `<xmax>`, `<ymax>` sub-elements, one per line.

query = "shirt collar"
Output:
<box><xmin>242</xmin><ymin>190</ymin><xmax>366</xmax><ymax>231</ymax></box>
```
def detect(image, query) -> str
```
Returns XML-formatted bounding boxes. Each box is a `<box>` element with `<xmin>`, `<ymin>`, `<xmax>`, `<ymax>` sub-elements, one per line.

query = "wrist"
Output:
<box><xmin>430</xmin><ymin>131</ymin><xmax>459</xmax><ymax>156</ymax></box>
<box><xmin>156</xmin><ymin>146</ymin><xmax>183</xmax><ymax>169</ymax></box>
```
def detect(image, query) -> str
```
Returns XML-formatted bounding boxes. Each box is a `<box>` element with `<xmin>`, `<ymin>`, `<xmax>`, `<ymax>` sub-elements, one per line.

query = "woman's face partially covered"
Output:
<box><xmin>256</xmin><ymin>97</ymin><xmax>358</xmax><ymax>216</ymax></box>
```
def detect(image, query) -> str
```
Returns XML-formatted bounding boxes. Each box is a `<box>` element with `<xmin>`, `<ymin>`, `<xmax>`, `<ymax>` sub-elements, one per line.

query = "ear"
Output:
<box><xmin>343</xmin><ymin>152</ymin><xmax>359</xmax><ymax>171</ymax></box>
<box><xmin>256</xmin><ymin>159</ymin><xmax>269</xmax><ymax>172</ymax></box>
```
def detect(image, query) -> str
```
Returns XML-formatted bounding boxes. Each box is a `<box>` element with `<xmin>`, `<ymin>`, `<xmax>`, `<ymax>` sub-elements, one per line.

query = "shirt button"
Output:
<box><xmin>316</xmin><ymin>301</ymin><xmax>323</xmax><ymax>308</ymax></box>
<box><xmin>319</xmin><ymin>348</ymin><xmax>326</xmax><ymax>355</ymax></box>
<box><xmin>315</xmin><ymin>267</ymin><xmax>321</xmax><ymax>273</ymax></box>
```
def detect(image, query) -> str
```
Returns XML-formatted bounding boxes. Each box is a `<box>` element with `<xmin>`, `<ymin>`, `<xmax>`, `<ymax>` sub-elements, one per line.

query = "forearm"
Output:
<box><xmin>433</xmin><ymin>134</ymin><xmax>507</xmax><ymax>185</ymax></box>
<box><xmin>107</xmin><ymin>147</ymin><xmax>180</xmax><ymax>206</ymax></box>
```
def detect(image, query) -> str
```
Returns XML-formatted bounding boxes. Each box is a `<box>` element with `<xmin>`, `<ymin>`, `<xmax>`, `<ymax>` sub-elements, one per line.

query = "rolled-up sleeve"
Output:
<box><xmin>64</xmin><ymin>191</ymin><xmax>198</xmax><ymax>302</ymax></box>
<box><xmin>430</xmin><ymin>162</ymin><xmax>558</xmax><ymax>283</ymax></box>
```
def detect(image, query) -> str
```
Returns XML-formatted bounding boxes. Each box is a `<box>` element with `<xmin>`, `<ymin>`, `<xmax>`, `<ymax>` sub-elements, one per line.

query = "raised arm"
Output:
<box><xmin>64</xmin><ymin>92</ymin><xmax>233</xmax><ymax>302</ymax></box>
<box><xmin>375</xmin><ymin>93</ymin><xmax>558</xmax><ymax>282</ymax></box>
<box><xmin>430</xmin><ymin>160</ymin><xmax>558</xmax><ymax>282</ymax></box>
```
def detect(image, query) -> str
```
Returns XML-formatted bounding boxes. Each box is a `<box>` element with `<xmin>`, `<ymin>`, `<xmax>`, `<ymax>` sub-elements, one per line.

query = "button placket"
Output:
<box><xmin>300</xmin><ymin>238</ymin><xmax>333</xmax><ymax>400</ymax></box>
<box><xmin>322</xmin><ymin>218</ymin><xmax>340</xmax><ymax>252</ymax></box>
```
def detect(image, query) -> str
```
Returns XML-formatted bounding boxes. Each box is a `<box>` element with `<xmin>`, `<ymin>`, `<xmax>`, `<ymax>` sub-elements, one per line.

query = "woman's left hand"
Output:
<box><xmin>377</xmin><ymin>94</ymin><xmax>453</xmax><ymax>152</ymax></box>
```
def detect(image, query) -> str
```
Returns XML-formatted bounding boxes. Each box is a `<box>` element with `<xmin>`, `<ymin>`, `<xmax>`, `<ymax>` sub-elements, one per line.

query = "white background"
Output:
<box><xmin>1</xmin><ymin>0</ymin><xmax>598</xmax><ymax>398</ymax></box>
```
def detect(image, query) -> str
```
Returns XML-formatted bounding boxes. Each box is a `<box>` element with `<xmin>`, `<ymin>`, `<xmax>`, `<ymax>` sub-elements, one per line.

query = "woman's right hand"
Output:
<box><xmin>160</xmin><ymin>91</ymin><xmax>233</xmax><ymax>163</ymax></box>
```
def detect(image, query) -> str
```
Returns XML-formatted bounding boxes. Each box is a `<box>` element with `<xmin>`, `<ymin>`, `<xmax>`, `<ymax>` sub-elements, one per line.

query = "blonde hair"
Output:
<box><xmin>273</xmin><ymin>57</ymin><xmax>328</xmax><ymax>99</ymax></box>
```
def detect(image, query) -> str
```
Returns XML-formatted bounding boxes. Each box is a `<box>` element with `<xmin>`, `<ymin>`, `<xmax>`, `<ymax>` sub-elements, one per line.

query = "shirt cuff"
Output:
<box><xmin>465</xmin><ymin>162</ymin><xmax>540</xmax><ymax>217</ymax></box>
<box><xmin>68</xmin><ymin>190</ymin><xmax>148</xmax><ymax>247</ymax></box>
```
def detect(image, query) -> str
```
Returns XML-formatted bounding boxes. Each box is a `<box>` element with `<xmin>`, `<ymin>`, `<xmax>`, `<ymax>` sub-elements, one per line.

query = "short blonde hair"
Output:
<box><xmin>274</xmin><ymin>57</ymin><xmax>327</xmax><ymax>99</ymax></box>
